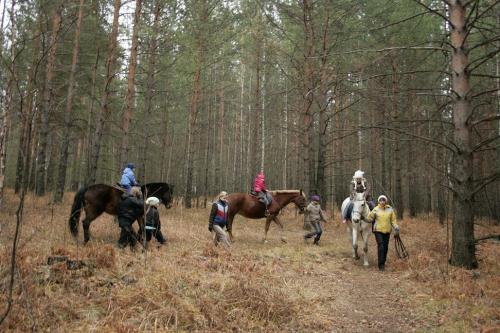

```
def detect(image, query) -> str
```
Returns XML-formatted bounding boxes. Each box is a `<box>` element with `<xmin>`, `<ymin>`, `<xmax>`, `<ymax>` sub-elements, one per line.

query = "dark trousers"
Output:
<box><xmin>118</xmin><ymin>217</ymin><xmax>137</xmax><ymax>248</ymax></box>
<box><xmin>305</xmin><ymin>221</ymin><xmax>323</xmax><ymax>244</ymax></box>
<box><xmin>374</xmin><ymin>232</ymin><xmax>391</xmax><ymax>268</ymax></box>
<box><xmin>146</xmin><ymin>228</ymin><xmax>166</xmax><ymax>244</ymax></box>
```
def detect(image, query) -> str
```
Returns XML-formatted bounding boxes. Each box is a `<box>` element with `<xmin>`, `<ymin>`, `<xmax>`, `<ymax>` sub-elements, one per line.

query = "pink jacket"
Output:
<box><xmin>253</xmin><ymin>172</ymin><xmax>266</xmax><ymax>192</ymax></box>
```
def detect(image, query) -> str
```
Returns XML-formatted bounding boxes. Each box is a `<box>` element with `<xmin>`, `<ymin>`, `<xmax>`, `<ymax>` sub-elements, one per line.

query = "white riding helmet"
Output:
<box><xmin>217</xmin><ymin>191</ymin><xmax>228</xmax><ymax>200</ymax></box>
<box><xmin>146</xmin><ymin>196</ymin><xmax>160</xmax><ymax>207</ymax></box>
<box><xmin>354</xmin><ymin>170</ymin><xmax>364</xmax><ymax>178</ymax></box>
<box><xmin>378</xmin><ymin>195</ymin><xmax>388</xmax><ymax>203</ymax></box>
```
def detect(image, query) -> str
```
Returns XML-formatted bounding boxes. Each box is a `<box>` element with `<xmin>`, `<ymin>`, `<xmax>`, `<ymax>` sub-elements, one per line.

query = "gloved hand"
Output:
<box><xmin>208</xmin><ymin>225</ymin><xmax>213</xmax><ymax>232</ymax></box>
<box><xmin>394</xmin><ymin>227</ymin><xmax>400</xmax><ymax>236</ymax></box>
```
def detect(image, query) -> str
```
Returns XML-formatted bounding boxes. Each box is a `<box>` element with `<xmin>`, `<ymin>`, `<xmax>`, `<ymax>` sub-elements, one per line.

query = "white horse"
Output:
<box><xmin>341</xmin><ymin>192</ymin><xmax>372</xmax><ymax>266</ymax></box>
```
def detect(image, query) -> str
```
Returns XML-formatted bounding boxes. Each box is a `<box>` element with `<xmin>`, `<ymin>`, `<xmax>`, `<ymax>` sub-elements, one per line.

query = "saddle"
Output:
<box><xmin>113</xmin><ymin>183</ymin><xmax>128</xmax><ymax>193</ymax></box>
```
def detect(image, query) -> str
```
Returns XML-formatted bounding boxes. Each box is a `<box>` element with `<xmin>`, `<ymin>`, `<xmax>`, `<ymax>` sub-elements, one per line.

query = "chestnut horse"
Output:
<box><xmin>69</xmin><ymin>183</ymin><xmax>173</xmax><ymax>243</ymax></box>
<box><xmin>225</xmin><ymin>190</ymin><xmax>307</xmax><ymax>243</ymax></box>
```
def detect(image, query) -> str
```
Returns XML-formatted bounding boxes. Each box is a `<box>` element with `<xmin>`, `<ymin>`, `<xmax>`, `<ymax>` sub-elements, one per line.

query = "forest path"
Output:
<box><xmin>225</xmin><ymin>212</ymin><xmax>438</xmax><ymax>333</ymax></box>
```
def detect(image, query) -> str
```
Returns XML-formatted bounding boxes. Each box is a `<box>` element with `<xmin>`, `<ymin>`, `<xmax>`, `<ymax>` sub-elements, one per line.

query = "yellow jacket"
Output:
<box><xmin>367</xmin><ymin>204</ymin><xmax>399</xmax><ymax>234</ymax></box>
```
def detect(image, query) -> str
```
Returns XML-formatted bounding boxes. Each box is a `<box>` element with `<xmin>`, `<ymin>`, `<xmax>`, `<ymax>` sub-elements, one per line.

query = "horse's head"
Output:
<box><xmin>351</xmin><ymin>192</ymin><xmax>368</xmax><ymax>223</ymax></box>
<box><xmin>162</xmin><ymin>185</ymin><xmax>174</xmax><ymax>209</ymax></box>
<box><xmin>290</xmin><ymin>189</ymin><xmax>307</xmax><ymax>214</ymax></box>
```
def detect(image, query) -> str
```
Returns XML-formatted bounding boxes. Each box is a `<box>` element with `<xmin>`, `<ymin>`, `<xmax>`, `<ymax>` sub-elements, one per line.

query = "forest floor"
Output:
<box><xmin>0</xmin><ymin>191</ymin><xmax>499</xmax><ymax>332</ymax></box>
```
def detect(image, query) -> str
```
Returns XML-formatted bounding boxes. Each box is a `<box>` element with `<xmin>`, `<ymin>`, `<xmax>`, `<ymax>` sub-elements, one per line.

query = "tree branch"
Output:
<box><xmin>475</xmin><ymin>235</ymin><xmax>500</xmax><ymax>243</ymax></box>
<box><xmin>411</xmin><ymin>0</ymin><xmax>450</xmax><ymax>23</ymax></box>
<box><xmin>471</xmin><ymin>115</ymin><xmax>500</xmax><ymax>127</ymax></box>
<box><xmin>358</xmin><ymin>125</ymin><xmax>455</xmax><ymax>152</ymax></box>
<box><xmin>472</xmin><ymin>172</ymin><xmax>500</xmax><ymax>197</ymax></box>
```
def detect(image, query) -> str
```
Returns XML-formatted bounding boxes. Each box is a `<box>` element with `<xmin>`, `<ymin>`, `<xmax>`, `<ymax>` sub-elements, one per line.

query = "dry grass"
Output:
<box><xmin>0</xmin><ymin>190</ymin><xmax>499</xmax><ymax>332</ymax></box>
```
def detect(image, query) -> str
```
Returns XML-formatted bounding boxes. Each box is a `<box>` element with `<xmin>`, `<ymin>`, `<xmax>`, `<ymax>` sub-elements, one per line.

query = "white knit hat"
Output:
<box><xmin>354</xmin><ymin>170</ymin><xmax>364</xmax><ymax>178</ymax></box>
<box><xmin>378</xmin><ymin>195</ymin><xmax>388</xmax><ymax>202</ymax></box>
<box><xmin>146</xmin><ymin>197</ymin><xmax>160</xmax><ymax>207</ymax></box>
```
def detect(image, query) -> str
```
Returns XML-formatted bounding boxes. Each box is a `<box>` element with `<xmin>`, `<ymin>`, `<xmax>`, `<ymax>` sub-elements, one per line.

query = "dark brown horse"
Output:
<box><xmin>69</xmin><ymin>183</ymin><xmax>173</xmax><ymax>243</ymax></box>
<box><xmin>225</xmin><ymin>190</ymin><xmax>307</xmax><ymax>243</ymax></box>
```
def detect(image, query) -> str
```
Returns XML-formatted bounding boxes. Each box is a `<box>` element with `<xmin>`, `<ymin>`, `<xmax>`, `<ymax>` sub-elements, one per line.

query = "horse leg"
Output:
<box><xmin>263</xmin><ymin>217</ymin><xmax>272</xmax><ymax>243</ymax></box>
<box><xmin>82</xmin><ymin>216</ymin><xmax>94</xmax><ymax>244</ymax></box>
<box><xmin>273</xmin><ymin>216</ymin><xmax>287</xmax><ymax>243</ymax></box>
<box><xmin>82</xmin><ymin>206</ymin><xmax>102</xmax><ymax>244</ymax></box>
<box><xmin>362</xmin><ymin>226</ymin><xmax>370</xmax><ymax>266</ymax></box>
<box><xmin>227</xmin><ymin>214</ymin><xmax>235</xmax><ymax>242</ymax></box>
<box><xmin>352</xmin><ymin>224</ymin><xmax>360</xmax><ymax>260</ymax></box>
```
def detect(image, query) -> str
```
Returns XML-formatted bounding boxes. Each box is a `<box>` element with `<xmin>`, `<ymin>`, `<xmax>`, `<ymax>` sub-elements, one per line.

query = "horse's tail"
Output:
<box><xmin>69</xmin><ymin>186</ymin><xmax>87</xmax><ymax>237</ymax></box>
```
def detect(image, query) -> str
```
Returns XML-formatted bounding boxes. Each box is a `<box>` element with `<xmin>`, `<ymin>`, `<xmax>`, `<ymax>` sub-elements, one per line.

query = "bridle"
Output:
<box><xmin>351</xmin><ymin>196</ymin><xmax>367</xmax><ymax>224</ymax></box>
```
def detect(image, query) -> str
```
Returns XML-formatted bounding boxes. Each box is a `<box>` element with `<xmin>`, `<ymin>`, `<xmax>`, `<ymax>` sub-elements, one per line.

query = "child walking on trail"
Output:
<box><xmin>304</xmin><ymin>195</ymin><xmax>327</xmax><ymax>245</ymax></box>
<box><xmin>145</xmin><ymin>197</ymin><xmax>167</xmax><ymax>247</ymax></box>
<box><xmin>208</xmin><ymin>191</ymin><xmax>231</xmax><ymax>250</ymax></box>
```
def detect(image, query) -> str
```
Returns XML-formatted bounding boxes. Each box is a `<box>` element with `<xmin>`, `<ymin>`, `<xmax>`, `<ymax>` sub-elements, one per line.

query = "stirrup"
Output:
<box><xmin>264</xmin><ymin>209</ymin><xmax>270</xmax><ymax>217</ymax></box>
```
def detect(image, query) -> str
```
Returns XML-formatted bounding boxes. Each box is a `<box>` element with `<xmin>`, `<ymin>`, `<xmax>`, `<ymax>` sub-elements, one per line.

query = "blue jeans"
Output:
<box><xmin>305</xmin><ymin>221</ymin><xmax>323</xmax><ymax>244</ymax></box>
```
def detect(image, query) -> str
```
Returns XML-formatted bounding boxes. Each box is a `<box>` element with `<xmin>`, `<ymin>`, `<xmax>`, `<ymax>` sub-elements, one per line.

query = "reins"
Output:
<box><xmin>394</xmin><ymin>234</ymin><xmax>409</xmax><ymax>259</ymax></box>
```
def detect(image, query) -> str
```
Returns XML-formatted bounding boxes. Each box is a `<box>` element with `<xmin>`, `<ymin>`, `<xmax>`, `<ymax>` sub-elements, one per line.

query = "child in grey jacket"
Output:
<box><xmin>304</xmin><ymin>195</ymin><xmax>327</xmax><ymax>245</ymax></box>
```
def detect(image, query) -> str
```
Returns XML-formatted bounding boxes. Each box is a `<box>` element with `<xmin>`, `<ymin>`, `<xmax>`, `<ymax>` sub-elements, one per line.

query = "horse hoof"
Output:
<box><xmin>363</xmin><ymin>262</ymin><xmax>369</xmax><ymax>267</ymax></box>
<box><xmin>281</xmin><ymin>237</ymin><xmax>287</xmax><ymax>243</ymax></box>
<box><xmin>263</xmin><ymin>239</ymin><xmax>268</xmax><ymax>244</ymax></box>
<box><xmin>354</xmin><ymin>256</ymin><xmax>360</xmax><ymax>260</ymax></box>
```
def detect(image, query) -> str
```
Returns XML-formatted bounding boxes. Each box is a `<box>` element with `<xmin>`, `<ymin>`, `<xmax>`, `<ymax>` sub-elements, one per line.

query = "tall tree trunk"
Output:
<box><xmin>83</xmin><ymin>50</ymin><xmax>99</xmax><ymax>186</ymax></box>
<box><xmin>239</xmin><ymin>66</ymin><xmax>245</xmax><ymax>191</ymax></box>
<box><xmin>203</xmin><ymin>91</ymin><xmax>212</xmax><ymax>206</ymax></box>
<box><xmin>316</xmin><ymin>14</ymin><xmax>330</xmax><ymax>208</ymax></box>
<box><xmin>218</xmin><ymin>86</ymin><xmax>225</xmax><ymax>187</ymax></box>
<box><xmin>140</xmin><ymin>1</ymin><xmax>161</xmax><ymax>183</ymax></box>
<box><xmin>391</xmin><ymin>57</ymin><xmax>403</xmax><ymax>217</ymax></box>
<box><xmin>185</xmin><ymin>0</ymin><xmax>207</xmax><ymax>208</ymax></box>
<box><xmin>53</xmin><ymin>0</ymin><xmax>85</xmax><ymax>202</ymax></box>
<box><xmin>301</xmin><ymin>0</ymin><xmax>315</xmax><ymax>195</ymax></box>
<box><xmin>15</xmin><ymin>14</ymin><xmax>42</xmax><ymax>194</ymax></box>
<box><xmin>0</xmin><ymin>0</ymin><xmax>16</xmax><ymax>205</ymax></box>
<box><xmin>283</xmin><ymin>78</ymin><xmax>289</xmax><ymax>189</ymax></box>
<box><xmin>448</xmin><ymin>0</ymin><xmax>477</xmax><ymax>269</ymax></box>
<box><xmin>250</xmin><ymin>17</ymin><xmax>262</xmax><ymax>176</ymax></box>
<box><xmin>260</xmin><ymin>47</ymin><xmax>266</xmax><ymax>172</ymax></box>
<box><xmin>35</xmin><ymin>5</ymin><xmax>62</xmax><ymax>196</ymax></box>
<box><xmin>87</xmin><ymin>0</ymin><xmax>121</xmax><ymax>184</ymax></box>
<box><xmin>121</xmin><ymin>0</ymin><xmax>142</xmax><ymax>167</ymax></box>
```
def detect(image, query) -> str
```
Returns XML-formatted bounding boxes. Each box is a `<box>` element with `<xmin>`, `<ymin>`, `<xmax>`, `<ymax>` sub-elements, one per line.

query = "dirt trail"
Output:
<box><xmin>233</xmin><ymin>218</ymin><xmax>438</xmax><ymax>333</ymax></box>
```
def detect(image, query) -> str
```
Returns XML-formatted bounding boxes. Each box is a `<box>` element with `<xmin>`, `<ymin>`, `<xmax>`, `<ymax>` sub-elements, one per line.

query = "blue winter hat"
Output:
<box><xmin>126</xmin><ymin>163</ymin><xmax>135</xmax><ymax>169</ymax></box>
<box><xmin>311</xmin><ymin>195</ymin><xmax>320</xmax><ymax>202</ymax></box>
